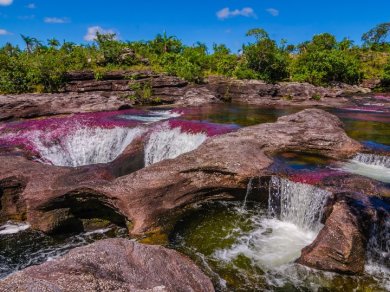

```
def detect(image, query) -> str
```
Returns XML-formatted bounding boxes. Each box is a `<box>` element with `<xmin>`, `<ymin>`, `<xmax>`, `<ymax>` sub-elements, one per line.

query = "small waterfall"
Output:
<box><xmin>0</xmin><ymin>222</ymin><xmax>30</xmax><ymax>235</ymax></box>
<box><xmin>117</xmin><ymin>110</ymin><xmax>181</xmax><ymax>123</ymax></box>
<box><xmin>241</xmin><ymin>178</ymin><xmax>254</xmax><ymax>210</ymax></box>
<box><xmin>213</xmin><ymin>177</ymin><xmax>330</xmax><ymax>269</ymax></box>
<box><xmin>144</xmin><ymin>124</ymin><xmax>207</xmax><ymax>166</ymax></box>
<box><xmin>353</xmin><ymin>153</ymin><xmax>390</xmax><ymax>168</ymax></box>
<box><xmin>33</xmin><ymin>126</ymin><xmax>144</xmax><ymax>167</ymax></box>
<box><xmin>268</xmin><ymin>177</ymin><xmax>330</xmax><ymax>232</ymax></box>
<box><xmin>365</xmin><ymin>215</ymin><xmax>390</xmax><ymax>289</ymax></box>
<box><xmin>367</xmin><ymin>216</ymin><xmax>390</xmax><ymax>267</ymax></box>
<box><xmin>341</xmin><ymin>153</ymin><xmax>390</xmax><ymax>183</ymax></box>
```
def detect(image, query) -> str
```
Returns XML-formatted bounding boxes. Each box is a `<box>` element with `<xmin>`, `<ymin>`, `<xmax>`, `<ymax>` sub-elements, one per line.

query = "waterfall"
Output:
<box><xmin>241</xmin><ymin>178</ymin><xmax>254</xmax><ymax>210</ymax></box>
<box><xmin>144</xmin><ymin>124</ymin><xmax>207</xmax><ymax>166</ymax></box>
<box><xmin>365</xmin><ymin>215</ymin><xmax>390</xmax><ymax>289</ymax></box>
<box><xmin>213</xmin><ymin>177</ymin><xmax>330</xmax><ymax>269</ymax></box>
<box><xmin>0</xmin><ymin>222</ymin><xmax>30</xmax><ymax>235</ymax></box>
<box><xmin>353</xmin><ymin>153</ymin><xmax>390</xmax><ymax>168</ymax></box>
<box><xmin>117</xmin><ymin>110</ymin><xmax>181</xmax><ymax>123</ymax></box>
<box><xmin>341</xmin><ymin>153</ymin><xmax>390</xmax><ymax>183</ymax></box>
<box><xmin>32</xmin><ymin>126</ymin><xmax>145</xmax><ymax>167</ymax></box>
<box><xmin>268</xmin><ymin>177</ymin><xmax>330</xmax><ymax>232</ymax></box>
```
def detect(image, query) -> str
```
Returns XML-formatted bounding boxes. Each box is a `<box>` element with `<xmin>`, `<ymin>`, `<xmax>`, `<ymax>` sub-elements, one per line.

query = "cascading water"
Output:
<box><xmin>117</xmin><ymin>110</ymin><xmax>181</xmax><ymax>123</ymax></box>
<box><xmin>0</xmin><ymin>222</ymin><xmax>30</xmax><ymax>235</ymax></box>
<box><xmin>268</xmin><ymin>176</ymin><xmax>330</xmax><ymax>232</ymax></box>
<box><xmin>214</xmin><ymin>177</ymin><xmax>330</xmax><ymax>270</ymax></box>
<box><xmin>341</xmin><ymin>153</ymin><xmax>390</xmax><ymax>183</ymax></box>
<box><xmin>365</xmin><ymin>215</ymin><xmax>390</xmax><ymax>290</ymax></box>
<box><xmin>32</xmin><ymin>126</ymin><xmax>145</xmax><ymax>167</ymax></box>
<box><xmin>144</xmin><ymin>123</ymin><xmax>207</xmax><ymax>166</ymax></box>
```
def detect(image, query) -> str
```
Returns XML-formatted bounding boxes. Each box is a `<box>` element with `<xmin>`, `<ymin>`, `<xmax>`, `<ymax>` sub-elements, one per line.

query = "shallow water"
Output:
<box><xmin>169</xmin><ymin>201</ymin><xmax>388</xmax><ymax>291</ymax></box>
<box><xmin>0</xmin><ymin>223</ymin><xmax>128</xmax><ymax>279</ymax></box>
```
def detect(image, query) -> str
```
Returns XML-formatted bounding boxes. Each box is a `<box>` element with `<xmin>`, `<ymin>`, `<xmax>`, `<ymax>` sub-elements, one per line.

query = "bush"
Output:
<box><xmin>291</xmin><ymin>34</ymin><xmax>363</xmax><ymax>85</ymax></box>
<box><xmin>382</xmin><ymin>59</ymin><xmax>390</xmax><ymax>87</ymax></box>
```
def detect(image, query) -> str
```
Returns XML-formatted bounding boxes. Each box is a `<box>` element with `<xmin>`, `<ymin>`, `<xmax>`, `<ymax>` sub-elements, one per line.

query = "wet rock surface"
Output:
<box><xmin>297</xmin><ymin>192</ymin><xmax>387</xmax><ymax>275</ymax></box>
<box><xmin>0</xmin><ymin>109</ymin><xmax>361</xmax><ymax>235</ymax></box>
<box><xmin>0</xmin><ymin>238</ymin><xmax>215</xmax><ymax>292</ymax></box>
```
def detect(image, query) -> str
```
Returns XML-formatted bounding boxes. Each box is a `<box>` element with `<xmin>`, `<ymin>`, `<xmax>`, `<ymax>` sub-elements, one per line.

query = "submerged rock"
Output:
<box><xmin>0</xmin><ymin>238</ymin><xmax>214</xmax><ymax>292</ymax></box>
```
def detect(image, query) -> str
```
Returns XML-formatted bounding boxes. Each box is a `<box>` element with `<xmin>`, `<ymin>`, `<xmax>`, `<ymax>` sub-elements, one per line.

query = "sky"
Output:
<box><xmin>0</xmin><ymin>0</ymin><xmax>389</xmax><ymax>52</ymax></box>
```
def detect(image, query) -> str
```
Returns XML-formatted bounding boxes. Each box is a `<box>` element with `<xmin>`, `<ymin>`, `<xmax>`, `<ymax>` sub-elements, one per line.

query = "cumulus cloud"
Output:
<box><xmin>0</xmin><ymin>0</ymin><xmax>13</xmax><ymax>6</ymax></box>
<box><xmin>44</xmin><ymin>17</ymin><xmax>70</xmax><ymax>24</ymax></box>
<box><xmin>26</xmin><ymin>3</ymin><xmax>36</xmax><ymax>9</ymax></box>
<box><xmin>84</xmin><ymin>26</ymin><xmax>116</xmax><ymax>41</ymax></box>
<box><xmin>217</xmin><ymin>7</ymin><xmax>256</xmax><ymax>20</ymax></box>
<box><xmin>0</xmin><ymin>29</ymin><xmax>11</xmax><ymax>35</ymax></box>
<box><xmin>266</xmin><ymin>8</ymin><xmax>279</xmax><ymax>17</ymax></box>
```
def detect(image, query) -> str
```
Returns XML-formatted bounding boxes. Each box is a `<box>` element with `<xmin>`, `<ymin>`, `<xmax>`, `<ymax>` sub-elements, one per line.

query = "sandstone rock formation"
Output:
<box><xmin>0</xmin><ymin>238</ymin><xmax>214</xmax><ymax>292</ymax></box>
<box><xmin>0</xmin><ymin>109</ymin><xmax>361</xmax><ymax>235</ymax></box>
<box><xmin>297</xmin><ymin>192</ymin><xmax>387</xmax><ymax>275</ymax></box>
<box><xmin>0</xmin><ymin>70</ymin><xmax>374</xmax><ymax>121</ymax></box>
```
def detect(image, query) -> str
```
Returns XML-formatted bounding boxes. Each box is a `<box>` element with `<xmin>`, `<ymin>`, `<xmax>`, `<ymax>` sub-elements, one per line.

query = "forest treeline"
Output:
<box><xmin>0</xmin><ymin>23</ymin><xmax>389</xmax><ymax>93</ymax></box>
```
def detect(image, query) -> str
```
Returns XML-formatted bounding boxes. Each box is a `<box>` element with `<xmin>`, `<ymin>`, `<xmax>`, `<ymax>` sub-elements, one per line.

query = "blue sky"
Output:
<box><xmin>0</xmin><ymin>0</ymin><xmax>389</xmax><ymax>52</ymax></box>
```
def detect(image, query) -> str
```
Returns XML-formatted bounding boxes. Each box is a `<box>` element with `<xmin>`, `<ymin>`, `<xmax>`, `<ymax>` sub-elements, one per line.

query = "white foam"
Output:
<box><xmin>269</xmin><ymin>177</ymin><xmax>330</xmax><ymax>232</ymax></box>
<box><xmin>0</xmin><ymin>222</ymin><xmax>30</xmax><ymax>235</ymax></box>
<box><xmin>118</xmin><ymin>110</ymin><xmax>181</xmax><ymax>123</ymax></box>
<box><xmin>341</xmin><ymin>153</ymin><xmax>390</xmax><ymax>183</ymax></box>
<box><xmin>33</xmin><ymin>126</ymin><xmax>145</xmax><ymax>167</ymax></box>
<box><xmin>144</xmin><ymin>124</ymin><xmax>207</xmax><ymax>166</ymax></box>
<box><xmin>214</xmin><ymin>218</ymin><xmax>317</xmax><ymax>270</ymax></box>
<box><xmin>214</xmin><ymin>178</ymin><xmax>329</xmax><ymax>270</ymax></box>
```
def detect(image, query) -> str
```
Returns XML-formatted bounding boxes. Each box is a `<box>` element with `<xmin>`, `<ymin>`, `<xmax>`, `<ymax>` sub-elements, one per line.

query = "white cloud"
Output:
<box><xmin>266</xmin><ymin>8</ymin><xmax>279</xmax><ymax>17</ymax></box>
<box><xmin>18</xmin><ymin>15</ymin><xmax>35</xmax><ymax>20</ymax></box>
<box><xmin>0</xmin><ymin>0</ymin><xmax>13</xmax><ymax>6</ymax></box>
<box><xmin>217</xmin><ymin>7</ymin><xmax>256</xmax><ymax>20</ymax></box>
<box><xmin>84</xmin><ymin>26</ymin><xmax>116</xmax><ymax>41</ymax></box>
<box><xmin>0</xmin><ymin>29</ymin><xmax>11</xmax><ymax>35</ymax></box>
<box><xmin>44</xmin><ymin>17</ymin><xmax>70</xmax><ymax>24</ymax></box>
<box><xmin>26</xmin><ymin>3</ymin><xmax>36</xmax><ymax>9</ymax></box>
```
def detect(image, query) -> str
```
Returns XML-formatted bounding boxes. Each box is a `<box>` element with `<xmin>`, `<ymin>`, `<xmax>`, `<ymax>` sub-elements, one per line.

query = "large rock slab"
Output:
<box><xmin>0</xmin><ymin>238</ymin><xmax>214</xmax><ymax>292</ymax></box>
<box><xmin>0</xmin><ymin>109</ymin><xmax>361</xmax><ymax>235</ymax></box>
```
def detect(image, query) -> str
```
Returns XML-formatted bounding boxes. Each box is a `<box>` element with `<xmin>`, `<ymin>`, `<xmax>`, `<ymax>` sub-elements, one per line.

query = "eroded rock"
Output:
<box><xmin>0</xmin><ymin>238</ymin><xmax>214</xmax><ymax>292</ymax></box>
<box><xmin>0</xmin><ymin>109</ymin><xmax>361</xmax><ymax>235</ymax></box>
<box><xmin>297</xmin><ymin>192</ymin><xmax>379</xmax><ymax>275</ymax></box>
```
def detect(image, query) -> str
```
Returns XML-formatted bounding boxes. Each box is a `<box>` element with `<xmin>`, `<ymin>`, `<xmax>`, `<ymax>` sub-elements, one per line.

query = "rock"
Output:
<box><xmin>176</xmin><ymin>87</ymin><xmax>221</xmax><ymax>106</ymax></box>
<box><xmin>297</xmin><ymin>192</ymin><xmax>376</xmax><ymax>274</ymax></box>
<box><xmin>0</xmin><ymin>109</ymin><xmax>361</xmax><ymax>235</ymax></box>
<box><xmin>206</xmin><ymin>76</ymin><xmax>371</xmax><ymax>107</ymax></box>
<box><xmin>0</xmin><ymin>92</ymin><xmax>133</xmax><ymax>121</ymax></box>
<box><xmin>0</xmin><ymin>238</ymin><xmax>214</xmax><ymax>292</ymax></box>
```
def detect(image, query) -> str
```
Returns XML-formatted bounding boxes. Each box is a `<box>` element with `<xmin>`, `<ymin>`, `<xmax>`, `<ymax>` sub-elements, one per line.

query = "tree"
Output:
<box><xmin>21</xmin><ymin>35</ymin><xmax>42</xmax><ymax>53</ymax></box>
<box><xmin>362</xmin><ymin>23</ymin><xmax>390</xmax><ymax>47</ymax></box>
<box><xmin>48</xmin><ymin>38</ymin><xmax>60</xmax><ymax>48</ymax></box>
<box><xmin>150</xmin><ymin>32</ymin><xmax>182</xmax><ymax>54</ymax></box>
<box><xmin>241</xmin><ymin>28</ymin><xmax>290</xmax><ymax>82</ymax></box>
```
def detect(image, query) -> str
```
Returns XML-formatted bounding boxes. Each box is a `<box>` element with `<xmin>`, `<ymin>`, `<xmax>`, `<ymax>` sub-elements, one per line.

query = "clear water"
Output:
<box><xmin>0</xmin><ymin>223</ymin><xmax>128</xmax><ymax>279</ymax></box>
<box><xmin>170</xmin><ymin>201</ymin><xmax>386</xmax><ymax>291</ymax></box>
